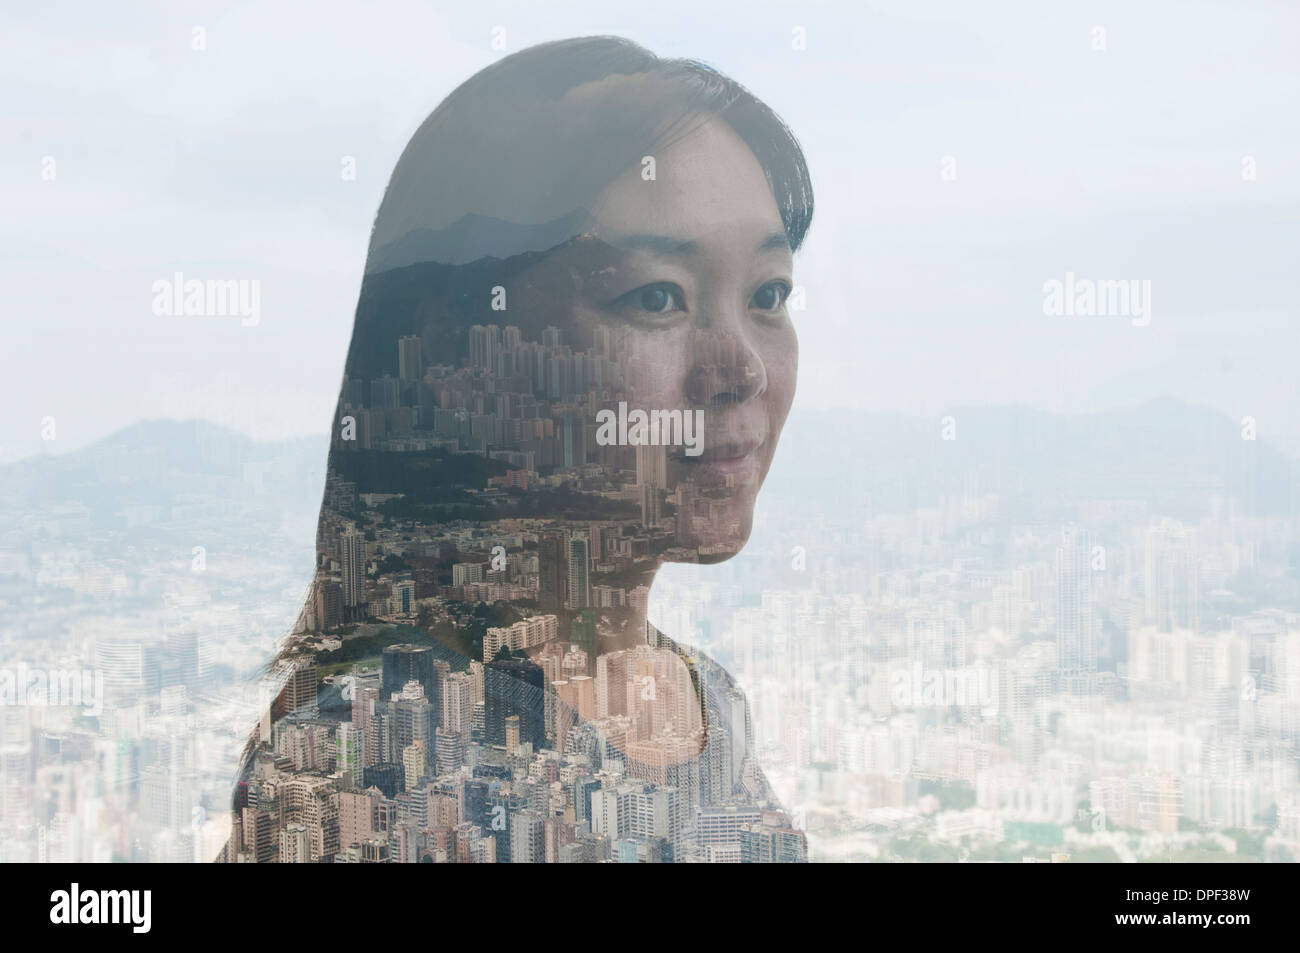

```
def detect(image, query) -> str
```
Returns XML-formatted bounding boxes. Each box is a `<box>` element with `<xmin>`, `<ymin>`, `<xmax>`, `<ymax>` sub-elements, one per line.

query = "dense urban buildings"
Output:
<box><xmin>220</xmin><ymin>318</ymin><xmax>807</xmax><ymax>862</ymax></box>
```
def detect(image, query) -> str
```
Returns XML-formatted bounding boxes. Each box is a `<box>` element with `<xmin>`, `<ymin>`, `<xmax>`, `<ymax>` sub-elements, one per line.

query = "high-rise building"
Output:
<box><xmin>279</xmin><ymin>659</ymin><xmax>318</xmax><ymax>719</ymax></box>
<box><xmin>469</xmin><ymin>324</ymin><xmax>499</xmax><ymax>371</ymax></box>
<box><xmin>314</xmin><ymin>580</ymin><xmax>342</xmax><ymax>631</ymax></box>
<box><xmin>740</xmin><ymin>815</ymin><xmax>807</xmax><ymax>863</ymax></box>
<box><xmin>561</xmin><ymin>415</ymin><xmax>586</xmax><ymax>469</ymax></box>
<box><xmin>391</xmin><ymin>682</ymin><xmax>433</xmax><ymax>777</ymax></box>
<box><xmin>341</xmin><ymin>528</ymin><xmax>366</xmax><ymax>617</ymax></box>
<box><xmin>636</xmin><ymin>444</ymin><xmax>668</xmax><ymax>488</ymax></box>
<box><xmin>483</xmin><ymin>615</ymin><xmax>559</xmax><ymax>662</ymax></box>
<box><xmin>370</xmin><ymin>374</ymin><xmax>401</xmax><ymax>409</ymax></box>
<box><xmin>351</xmin><ymin>680</ymin><xmax>379</xmax><ymax>766</ymax></box>
<box><xmin>484</xmin><ymin>654</ymin><xmax>545</xmax><ymax>750</ymax></box>
<box><xmin>452</xmin><ymin>562</ymin><xmax>484</xmax><ymax>587</ymax></box>
<box><xmin>1055</xmin><ymin>524</ymin><xmax>1097</xmax><ymax>690</ymax></box>
<box><xmin>337</xmin><ymin>788</ymin><xmax>386</xmax><ymax>852</ymax></box>
<box><xmin>280</xmin><ymin>823</ymin><xmax>310</xmax><ymax>863</ymax></box>
<box><xmin>566</xmin><ymin>534</ymin><xmax>590</xmax><ymax>610</ymax></box>
<box><xmin>382</xmin><ymin>644</ymin><xmax>437</xmax><ymax>713</ymax></box>
<box><xmin>510</xmin><ymin>811</ymin><xmax>545</xmax><ymax>863</ymax></box>
<box><xmin>434</xmin><ymin>726</ymin><xmax>466</xmax><ymax>774</ymax></box>
<box><xmin>538</xmin><ymin>531</ymin><xmax>567</xmax><ymax>613</ymax></box>
<box><xmin>390</xmin><ymin>577</ymin><xmax>415</xmax><ymax>615</ymax></box>
<box><xmin>442</xmin><ymin>671</ymin><xmax>475</xmax><ymax>735</ymax></box>
<box><xmin>336</xmin><ymin>721</ymin><xmax>363</xmax><ymax>789</ymax></box>
<box><xmin>401</xmin><ymin>741</ymin><xmax>425</xmax><ymax>792</ymax></box>
<box><xmin>676</xmin><ymin>483</ymin><xmax>695</xmax><ymax>546</ymax></box>
<box><xmin>240</xmin><ymin>807</ymin><xmax>276</xmax><ymax>863</ymax></box>
<box><xmin>641</xmin><ymin>481</ymin><xmax>662</xmax><ymax>527</ymax></box>
<box><xmin>1145</xmin><ymin>521</ymin><xmax>1200</xmax><ymax>633</ymax></box>
<box><xmin>596</xmin><ymin>650</ymin><xmax>628</xmax><ymax>718</ymax></box>
<box><xmin>569</xmin><ymin>674</ymin><xmax>595</xmax><ymax>720</ymax></box>
<box><xmin>397</xmin><ymin>334</ymin><xmax>423</xmax><ymax>383</ymax></box>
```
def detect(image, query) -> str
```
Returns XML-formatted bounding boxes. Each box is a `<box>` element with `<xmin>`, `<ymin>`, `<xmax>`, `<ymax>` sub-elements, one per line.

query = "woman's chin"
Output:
<box><xmin>695</xmin><ymin>545</ymin><xmax>741</xmax><ymax>565</ymax></box>
<box><xmin>691</xmin><ymin>515</ymin><xmax>755</xmax><ymax>563</ymax></box>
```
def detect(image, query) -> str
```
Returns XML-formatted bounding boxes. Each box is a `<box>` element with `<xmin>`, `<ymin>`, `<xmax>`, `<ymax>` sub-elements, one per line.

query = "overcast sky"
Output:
<box><xmin>3</xmin><ymin>0</ymin><xmax>1298</xmax><ymax>464</ymax></box>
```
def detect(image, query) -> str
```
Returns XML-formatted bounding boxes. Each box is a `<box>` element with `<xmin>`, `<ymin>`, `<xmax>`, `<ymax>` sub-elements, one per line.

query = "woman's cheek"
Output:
<box><xmin>764</xmin><ymin>325</ymin><xmax>798</xmax><ymax>414</ymax></box>
<box><xmin>625</xmin><ymin>331</ymin><xmax>693</xmax><ymax>406</ymax></box>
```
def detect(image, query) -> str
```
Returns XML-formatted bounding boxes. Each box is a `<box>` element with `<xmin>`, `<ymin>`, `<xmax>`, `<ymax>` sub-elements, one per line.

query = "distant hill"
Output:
<box><xmin>771</xmin><ymin>399</ymin><xmax>1299</xmax><ymax>521</ymax></box>
<box><xmin>0</xmin><ymin>420</ymin><xmax>326</xmax><ymax>528</ymax></box>
<box><xmin>367</xmin><ymin>209</ymin><xmax>591</xmax><ymax>271</ymax></box>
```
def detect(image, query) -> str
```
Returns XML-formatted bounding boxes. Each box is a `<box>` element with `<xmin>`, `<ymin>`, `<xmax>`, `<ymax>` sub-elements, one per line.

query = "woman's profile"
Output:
<box><xmin>224</xmin><ymin>35</ymin><xmax>813</xmax><ymax>864</ymax></box>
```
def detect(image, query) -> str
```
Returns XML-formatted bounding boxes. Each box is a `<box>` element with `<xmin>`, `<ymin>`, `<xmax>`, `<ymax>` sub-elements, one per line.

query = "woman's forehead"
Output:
<box><xmin>590</xmin><ymin>118</ymin><xmax>784</xmax><ymax>240</ymax></box>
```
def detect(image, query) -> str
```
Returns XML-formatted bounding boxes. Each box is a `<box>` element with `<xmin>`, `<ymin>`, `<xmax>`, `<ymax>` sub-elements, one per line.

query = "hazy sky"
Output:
<box><xmin>3</xmin><ymin>0</ymin><xmax>1298</xmax><ymax>463</ymax></box>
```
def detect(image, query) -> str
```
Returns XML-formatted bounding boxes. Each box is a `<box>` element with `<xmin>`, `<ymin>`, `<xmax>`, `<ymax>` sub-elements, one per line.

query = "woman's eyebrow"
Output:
<box><xmin>608</xmin><ymin>233</ymin><xmax>699</xmax><ymax>256</ymax></box>
<box><xmin>758</xmin><ymin>231</ymin><xmax>792</xmax><ymax>253</ymax></box>
<box><xmin>606</xmin><ymin>231</ymin><xmax>791</xmax><ymax>256</ymax></box>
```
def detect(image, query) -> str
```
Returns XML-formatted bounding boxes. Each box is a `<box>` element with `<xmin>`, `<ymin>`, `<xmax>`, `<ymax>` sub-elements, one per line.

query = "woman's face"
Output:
<box><xmin>516</xmin><ymin>117</ymin><xmax>798</xmax><ymax>561</ymax></box>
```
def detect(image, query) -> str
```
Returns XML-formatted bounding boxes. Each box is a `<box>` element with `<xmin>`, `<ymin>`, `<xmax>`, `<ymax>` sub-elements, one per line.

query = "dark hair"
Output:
<box><xmin>367</xmin><ymin>35</ymin><xmax>814</xmax><ymax>272</ymax></box>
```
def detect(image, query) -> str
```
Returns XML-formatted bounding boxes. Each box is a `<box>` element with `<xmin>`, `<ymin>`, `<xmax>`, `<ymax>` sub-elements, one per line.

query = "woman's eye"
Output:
<box><xmin>617</xmin><ymin>282</ymin><xmax>685</xmax><ymax>316</ymax></box>
<box><xmin>751</xmin><ymin>280</ymin><xmax>790</xmax><ymax>312</ymax></box>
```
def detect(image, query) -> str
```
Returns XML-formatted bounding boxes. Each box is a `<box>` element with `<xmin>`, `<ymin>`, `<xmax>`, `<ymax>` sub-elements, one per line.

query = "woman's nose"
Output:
<box><xmin>684</xmin><ymin>319</ymin><xmax>768</xmax><ymax>407</ymax></box>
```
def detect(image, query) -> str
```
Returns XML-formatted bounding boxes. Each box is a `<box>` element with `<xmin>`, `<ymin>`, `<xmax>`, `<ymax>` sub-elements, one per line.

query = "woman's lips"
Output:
<box><xmin>678</xmin><ymin>441</ymin><xmax>763</xmax><ymax>485</ymax></box>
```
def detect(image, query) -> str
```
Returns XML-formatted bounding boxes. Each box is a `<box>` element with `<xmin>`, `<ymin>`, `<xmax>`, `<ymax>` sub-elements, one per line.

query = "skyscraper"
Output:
<box><xmin>510</xmin><ymin>811</ymin><xmax>545</xmax><ymax>863</ymax></box>
<box><xmin>341</xmin><ymin>528</ymin><xmax>366</xmax><ymax>619</ymax></box>
<box><xmin>336</xmin><ymin>722</ymin><xmax>363</xmax><ymax>789</ymax></box>
<box><xmin>560</xmin><ymin>414</ymin><xmax>586</xmax><ymax>469</ymax></box>
<box><xmin>382</xmin><ymin>644</ymin><xmax>438</xmax><ymax>720</ymax></box>
<box><xmin>279</xmin><ymin>658</ymin><xmax>318</xmax><ymax>720</ymax></box>
<box><xmin>392</xmin><ymin>683</ymin><xmax>432</xmax><ymax>778</ymax></box>
<box><xmin>1055</xmin><ymin>524</ymin><xmax>1097</xmax><ymax>691</ymax></box>
<box><xmin>596</xmin><ymin>650</ymin><xmax>628</xmax><ymax>718</ymax></box>
<box><xmin>538</xmin><ymin>531</ymin><xmax>567</xmax><ymax>613</ymax></box>
<box><xmin>641</xmin><ymin>481</ymin><xmax>662</xmax><ymax>528</ymax></box>
<box><xmin>636</xmin><ymin>443</ymin><xmax>668</xmax><ymax>488</ymax></box>
<box><xmin>566</xmin><ymin>534</ymin><xmax>590</xmax><ymax>610</ymax></box>
<box><xmin>1145</xmin><ymin>521</ymin><xmax>1200</xmax><ymax>633</ymax></box>
<box><xmin>441</xmin><ymin>672</ymin><xmax>475</xmax><ymax>735</ymax></box>
<box><xmin>484</xmin><ymin>654</ymin><xmax>545</xmax><ymax>750</ymax></box>
<box><xmin>469</xmin><ymin>324</ymin><xmax>499</xmax><ymax>371</ymax></box>
<box><xmin>397</xmin><ymin>334</ymin><xmax>423</xmax><ymax>383</ymax></box>
<box><xmin>676</xmin><ymin>483</ymin><xmax>695</xmax><ymax>546</ymax></box>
